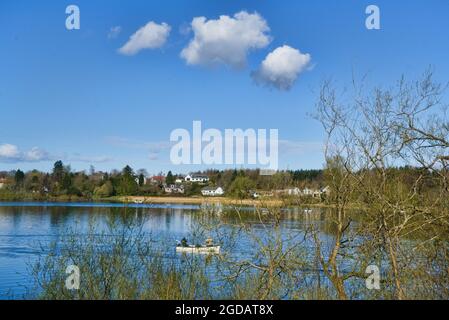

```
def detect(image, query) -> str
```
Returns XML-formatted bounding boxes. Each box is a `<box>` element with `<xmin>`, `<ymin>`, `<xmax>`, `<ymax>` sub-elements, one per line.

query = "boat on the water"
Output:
<box><xmin>176</xmin><ymin>245</ymin><xmax>220</xmax><ymax>254</ymax></box>
<box><xmin>176</xmin><ymin>237</ymin><xmax>220</xmax><ymax>254</ymax></box>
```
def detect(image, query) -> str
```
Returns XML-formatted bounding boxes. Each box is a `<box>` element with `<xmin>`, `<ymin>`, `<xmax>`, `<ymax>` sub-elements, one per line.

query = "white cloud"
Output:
<box><xmin>0</xmin><ymin>144</ymin><xmax>50</xmax><ymax>162</ymax></box>
<box><xmin>0</xmin><ymin>144</ymin><xmax>112</xmax><ymax>164</ymax></box>
<box><xmin>278</xmin><ymin>140</ymin><xmax>323</xmax><ymax>155</ymax></box>
<box><xmin>106</xmin><ymin>136</ymin><xmax>173</xmax><ymax>152</ymax></box>
<box><xmin>181</xmin><ymin>11</ymin><xmax>271</xmax><ymax>68</ymax></box>
<box><xmin>108</xmin><ymin>26</ymin><xmax>122</xmax><ymax>39</ymax></box>
<box><xmin>252</xmin><ymin>45</ymin><xmax>311</xmax><ymax>90</ymax></box>
<box><xmin>0</xmin><ymin>144</ymin><xmax>20</xmax><ymax>159</ymax></box>
<box><xmin>119</xmin><ymin>21</ymin><xmax>171</xmax><ymax>55</ymax></box>
<box><xmin>69</xmin><ymin>154</ymin><xmax>113</xmax><ymax>163</ymax></box>
<box><xmin>179</xmin><ymin>22</ymin><xmax>191</xmax><ymax>36</ymax></box>
<box><xmin>25</xmin><ymin>147</ymin><xmax>50</xmax><ymax>161</ymax></box>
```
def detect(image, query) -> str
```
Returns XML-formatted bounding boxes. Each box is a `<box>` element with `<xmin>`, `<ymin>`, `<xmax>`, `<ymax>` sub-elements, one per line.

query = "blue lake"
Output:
<box><xmin>0</xmin><ymin>202</ymin><xmax>331</xmax><ymax>299</ymax></box>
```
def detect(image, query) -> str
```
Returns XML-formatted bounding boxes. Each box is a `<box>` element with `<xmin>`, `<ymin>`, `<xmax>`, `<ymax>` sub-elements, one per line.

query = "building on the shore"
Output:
<box><xmin>0</xmin><ymin>178</ymin><xmax>7</xmax><ymax>189</ymax></box>
<box><xmin>149</xmin><ymin>175</ymin><xmax>165</xmax><ymax>185</ymax></box>
<box><xmin>185</xmin><ymin>174</ymin><xmax>209</xmax><ymax>183</ymax></box>
<box><xmin>275</xmin><ymin>186</ymin><xmax>330</xmax><ymax>198</ymax></box>
<box><xmin>201</xmin><ymin>186</ymin><xmax>224</xmax><ymax>196</ymax></box>
<box><xmin>318</xmin><ymin>186</ymin><xmax>331</xmax><ymax>197</ymax></box>
<box><xmin>285</xmin><ymin>187</ymin><xmax>301</xmax><ymax>196</ymax></box>
<box><xmin>175</xmin><ymin>177</ymin><xmax>184</xmax><ymax>184</ymax></box>
<box><xmin>164</xmin><ymin>184</ymin><xmax>185</xmax><ymax>194</ymax></box>
<box><xmin>134</xmin><ymin>176</ymin><xmax>147</xmax><ymax>185</ymax></box>
<box><xmin>249</xmin><ymin>190</ymin><xmax>260</xmax><ymax>198</ymax></box>
<box><xmin>302</xmin><ymin>187</ymin><xmax>314</xmax><ymax>196</ymax></box>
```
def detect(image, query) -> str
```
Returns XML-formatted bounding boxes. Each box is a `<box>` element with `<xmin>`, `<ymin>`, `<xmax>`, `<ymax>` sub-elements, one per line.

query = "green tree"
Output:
<box><xmin>138</xmin><ymin>173</ymin><xmax>145</xmax><ymax>187</ymax></box>
<box><xmin>228</xmin><ymin>176</ymin><xmax>255</xmax><ymax>199</ymax></box>
<box><xmin>52</xmin><ymin>160</ymin><xmax>64</xmax><ymax>183</ymax></box>
<box><xmin>117</xmin><ymin>165</ymin><xmax>138</xmax><ymax>196</ymax></box>
<box><xmin>14</xmin><ymin>170</ymin><xmax>25</xmax><ymax>188</ymax></box>
<box><xmin>166</xmin><ymin>171</ymin><xmax>174</xmax><ymax>185</ymax></box>
<box><xmin>94</xmin><ymin>181</ymin><xmax>114</xmax><ymax>197</ymax></box>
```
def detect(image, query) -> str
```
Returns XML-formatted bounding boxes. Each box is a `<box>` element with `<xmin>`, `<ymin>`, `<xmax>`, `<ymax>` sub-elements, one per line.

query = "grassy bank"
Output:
<box><xmin>0</xmin><ymin>190</ymin><xmax>347</xmax><ymax>209</ymax></box>
<box><xmin>111</xmin><ymin>195</ymin><xmax>345</xmax><ymax>209</ymax></box>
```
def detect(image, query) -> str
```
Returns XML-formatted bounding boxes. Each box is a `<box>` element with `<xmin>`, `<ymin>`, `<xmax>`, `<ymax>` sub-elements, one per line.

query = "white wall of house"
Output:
<box><xmin>185</xmin><ymin>175</ymin><xmax>209</xmax><ymax>183</ymax></box>
<box><xmin>201</xmin><ymin>187</ymin><xmax>224</xmax><ymax>196</ymax></box>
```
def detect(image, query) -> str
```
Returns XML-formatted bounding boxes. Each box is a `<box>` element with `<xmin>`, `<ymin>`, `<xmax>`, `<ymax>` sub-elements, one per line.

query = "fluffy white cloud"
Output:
<box><xmin>0</xmin><ymin>144</ymin><xmax>50</xmax><ymax>162</ymax></box>
<box><xmin>108</xmin><ymin>26</ymin><xmax>122</xmax><ymax>39</ymax></box>
<box><xmin>181</xmin><ymin>11</ymin><xmax>271</xmax><ymax>68</ymax></box>
<box><xmin>252</xmin><ymin>45</ymin><xmax>311</xmax><ymax>90</ymax></box>
<box><xmin>0</xmin><ymin>144</ymin><xmax>20</xmax><ymax>159</ymax></box>
<box><xmin>119</xmin><ymin>21</ymin><xmax>171</xmax><ymax>55</ymax></box>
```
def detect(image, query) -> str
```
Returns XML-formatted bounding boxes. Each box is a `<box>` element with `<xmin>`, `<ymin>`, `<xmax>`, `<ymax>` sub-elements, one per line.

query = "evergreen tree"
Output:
<box><xmin>166</xmin><ymin>171</ymin><xmax>175</xmax><ymax>185</ymax></box>
<box><xmin>14</xmin><ymin>169</ymin><xmax>25</xmax><ymax>188</ymax></box>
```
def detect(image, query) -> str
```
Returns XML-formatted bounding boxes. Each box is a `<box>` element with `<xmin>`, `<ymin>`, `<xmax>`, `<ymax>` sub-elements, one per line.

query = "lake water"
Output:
<box><xmin>0</xmin><ymin>202</ymin><xmax>333</xmax><ymax>299</ymax></box>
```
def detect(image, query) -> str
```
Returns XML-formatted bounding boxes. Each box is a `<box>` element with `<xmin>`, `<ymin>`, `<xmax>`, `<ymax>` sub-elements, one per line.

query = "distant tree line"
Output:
<box><xmin>0</xmin><ymin>161</ymin><xmax>444</xmax><ymax>202</ymax></box>
<box><xmin>0</xmin><ymin>163</ymin><xmax>326</xmax><ymax>200</ymax></box>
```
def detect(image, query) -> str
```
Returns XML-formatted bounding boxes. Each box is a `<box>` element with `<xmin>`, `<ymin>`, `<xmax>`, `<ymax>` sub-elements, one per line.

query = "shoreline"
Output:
<box><xmin>118</xmin><ymin>196</ymin><xmax>281</xmax><ymax>206</ymax></box>
<box><xmin>0</xmin><ymin>195</ymin><xmax>344</xmax><ymax>209</ymax></box>
<box><xmin>114</xmin><ymin>196</ymin><xmax>337</xmax><ymax>208</ymax></box>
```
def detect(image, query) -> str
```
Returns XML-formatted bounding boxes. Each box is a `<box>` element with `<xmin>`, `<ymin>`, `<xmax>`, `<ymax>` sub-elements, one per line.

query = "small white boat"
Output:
<box><xmin>176</xmin><ymin>245</ymin><xmax>220</xmax><ymax>254</ymax></box>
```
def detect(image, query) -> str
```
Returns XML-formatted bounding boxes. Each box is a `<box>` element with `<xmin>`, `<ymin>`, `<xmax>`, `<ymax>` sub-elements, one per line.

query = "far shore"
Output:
<box><xmin>113</xmin><ymin>195</ymin><xmax>336</xmax><ymax>208</ymax></box>
<box><xmin>118</xmin><ymin>196</ymin><xmax>280</xmax><ymax>206</ymax></box>
<box><xmin>0</xmin><ymin>194</ymin><xmax>359</xmax><ymax>209</ymax></box>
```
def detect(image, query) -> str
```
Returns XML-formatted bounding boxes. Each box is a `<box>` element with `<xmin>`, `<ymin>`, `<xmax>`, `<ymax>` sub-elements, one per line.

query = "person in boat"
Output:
<box><xmin>205</xmin><ymin>238</ymin><xmax>213</xmax><ymax>247</ymax></box>
<box><xmin>181</xmin><ymin>237</ymin><xmax>188</xmax><ymax>247</ymax></box>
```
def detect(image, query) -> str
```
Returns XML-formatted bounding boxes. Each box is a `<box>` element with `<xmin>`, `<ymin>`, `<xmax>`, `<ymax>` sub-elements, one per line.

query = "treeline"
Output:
<box><xmin>0</xmin><ymin>160</ymin><xmax>444</xmax><ymax>202</ymax></box>
<box><xmin>0</xmin><ymin>161</ymin><xmax>151</xmax><ymax>200</ymax></box>
<box><xmin>0</xmin><ymin>161</ymin><xmax>325</xmax><ymax>200</ymax></box>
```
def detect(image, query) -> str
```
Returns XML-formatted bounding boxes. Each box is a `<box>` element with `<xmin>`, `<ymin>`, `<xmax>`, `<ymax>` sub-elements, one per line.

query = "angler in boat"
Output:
<box><xmin>176</xmin><ymin>237</ymin><xmax>220</xmax><ymax>254</ymax></box>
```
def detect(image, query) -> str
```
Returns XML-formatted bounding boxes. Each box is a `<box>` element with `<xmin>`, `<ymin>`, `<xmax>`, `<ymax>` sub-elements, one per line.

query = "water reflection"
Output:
<box><xmin>0</xmin><ymin>202</ymin><xmax>346</xmax><ymax>299</ymax></box>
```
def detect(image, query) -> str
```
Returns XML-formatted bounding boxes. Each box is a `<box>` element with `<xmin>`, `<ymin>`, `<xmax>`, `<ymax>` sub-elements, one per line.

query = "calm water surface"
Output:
<box><xmin>0</xmin><ymin>202</ymin><xmax>331</xmax><ymax>299</ymax></box>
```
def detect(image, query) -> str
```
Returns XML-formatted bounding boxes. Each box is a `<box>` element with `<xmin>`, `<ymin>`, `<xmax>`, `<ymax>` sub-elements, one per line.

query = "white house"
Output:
<box><xmin>164</xmin><ymin>184</ymin><xmax>185</xmax><ymax>194</ymax></box>
<box><xmin>249</xmin><ymin>190</ymin><xmax>260</xmax><ymax>198</ymax></box>
<box><xmin>286</xmin><ymin>187</ymin><xmax>301</xmax><ymax>196</ymax></box>
<box><xmin>201</xmin><ymin>186</ymin><xmax>224</xmax><ymax>197</ymax></box>
<box><xmin>320</xmin><ymin>186</ymin><xmax>330</xmax><ymax>194</ymax></box>
<box><xmin>302</xmin><ymin>187</ymin><xmax>314</xmax><ymax>196</ymax></box>
<box><xmin>185</xmin><ymin>174</ymin><xmax>209</xmax><ymax>183</ymax></box>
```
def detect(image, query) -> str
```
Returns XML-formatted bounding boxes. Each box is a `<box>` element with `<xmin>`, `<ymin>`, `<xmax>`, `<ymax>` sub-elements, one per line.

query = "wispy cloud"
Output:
<box><xmin>69</xmin><ymin>154</ymin><xmax>113</xmax><ymax>163</ymax></box>
<box><xmin>106</xmin><ymin>136</ymin><xmax>173</xmax><ymax>153</ymax></box>
<box><xmin>106</xmin><ymin>136</ymin><xmax>173</xmax><ymax>161</ymax></box>
<box><xmin>108</xmin><ymin>26</ymin><xmax>122</xmax><ymax>39</ymax></box>
<box><xmin>0</xmin><ymin>143</ymin><xmax>112</xmax><ymax>164</ymax></box>
<box><xmin>278</xmin><ymin>140</ymin><xmax>323</xmax><ymax>155</ymax></box>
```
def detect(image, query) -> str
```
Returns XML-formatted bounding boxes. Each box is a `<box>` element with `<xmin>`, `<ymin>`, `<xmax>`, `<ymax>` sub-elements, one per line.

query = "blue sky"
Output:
<box><xmin>0</xmin><ymin>0</ymin><xmax>448</xmax><ymax>175</ymax></box>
